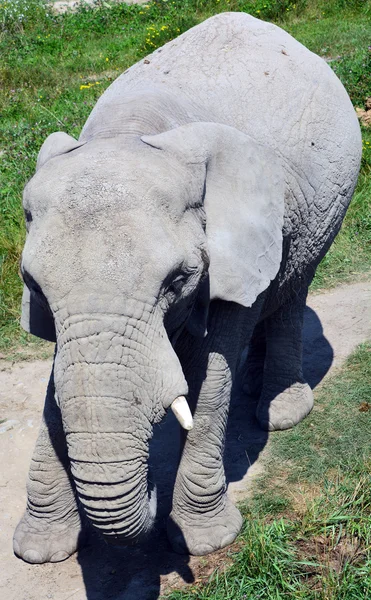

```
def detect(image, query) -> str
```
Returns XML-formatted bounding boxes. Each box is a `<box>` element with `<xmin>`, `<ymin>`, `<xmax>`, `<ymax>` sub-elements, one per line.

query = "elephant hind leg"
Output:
<box><xmin>256</xmin><ymin>292</ymin><xmax>313</xmax><ymax>431</ymax></box>
<box><xmin>242</xmin><ymin>320</ymin><xmax>266</xmax><ymax>399</ymax></box>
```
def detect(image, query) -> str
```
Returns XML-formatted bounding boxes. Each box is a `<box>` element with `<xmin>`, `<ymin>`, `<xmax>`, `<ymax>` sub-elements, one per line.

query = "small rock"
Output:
<box><xmin>0</xmin><ymin>420</ymin><xmax>19</xmax><ymax>434</ymax></box>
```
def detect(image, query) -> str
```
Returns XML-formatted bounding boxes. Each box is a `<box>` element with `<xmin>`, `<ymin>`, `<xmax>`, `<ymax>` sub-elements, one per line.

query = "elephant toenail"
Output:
<box><xmin>22</xmin><ymin>549</ymin><xmax>43</xmax><ymax>564</ymax></box>
<box><xmin>221</xmin><ymin>533</ymin><xmax>237</xmax><ymax>547</ymax></box>
<box><xmin>13</xmin><ymin>539</ymin><xmax>20</xmax><ymax>557</ymax></box>
<box><xmin>258</xmin><ymin>419</ymin><xmax>274</xmax><ymax>431</ymax></box>
<box><xmin>50</xmin><ymin>551</ymin><xmax>69</xmax><ymax>562</ymax></box>
<box><xmin>193</xmin><ymin>544</ymin><xmax>213</xmax><ymax>556</ymax></box>
<box><xmin>280</xmin><ymin>419</ymin><xmax>294</xmax><ymax>430</ymax></box>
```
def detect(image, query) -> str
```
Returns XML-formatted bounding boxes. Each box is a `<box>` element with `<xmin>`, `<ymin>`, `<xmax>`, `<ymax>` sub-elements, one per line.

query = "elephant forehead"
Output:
<box><xmin>58</xmin><ymin>175</ymin><xmax>182</xmax><ymax>217</ymax></box>
<box><xmin>24</xmin><ymin>206</ymin><xmax>184</xmax><ymax>298</ymax></box>
<box><xmin>77</xmin><ymin>209</ymin><xmax>184</xmax><ymax>277</ymax></box>
<box><xmin>26</xmin><ymin>141</ymin><xmax>196</xmax><ymax>221</ymax></box>
<box><xmin>65</xmin><ymin>198</ymin><xmax>186</xmax><ymax>278</ymax></box>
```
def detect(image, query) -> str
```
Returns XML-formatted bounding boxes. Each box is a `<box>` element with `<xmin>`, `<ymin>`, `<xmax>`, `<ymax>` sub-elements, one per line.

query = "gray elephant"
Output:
<box><xmin>14</xmin><ymin>12</ymin><xmax>361</xmax><ymax>563</ymax></box>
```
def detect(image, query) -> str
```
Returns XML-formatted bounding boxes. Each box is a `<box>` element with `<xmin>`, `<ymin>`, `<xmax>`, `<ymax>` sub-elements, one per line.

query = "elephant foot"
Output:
<box><xmin>256</xmin><ymin>381</ymin><xmax>313</xmax><ymax>431</ymax></box>
<box><xmin>13</xmin><ymin>508</ymin><xmax>86</xmax><ymax>564</ymax></box>
<box><xmin>167</xmin><ymin>498</ymin><xmax>243</xmax><ymax>556</ymax></box>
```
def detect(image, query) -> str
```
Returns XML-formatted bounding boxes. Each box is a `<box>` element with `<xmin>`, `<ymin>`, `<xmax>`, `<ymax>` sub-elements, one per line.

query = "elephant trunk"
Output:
<box><xmin>53</xmin><ymin>311</ymin><xmax>184</xmax><ymax>543</ymax></box>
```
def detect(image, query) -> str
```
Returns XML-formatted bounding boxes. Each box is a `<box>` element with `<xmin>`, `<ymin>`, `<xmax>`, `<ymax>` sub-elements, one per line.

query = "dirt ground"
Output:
<box><xmin>0</xmin><ymin>279</ymin><xmax>370</xmax><ymax>600</ymax></box>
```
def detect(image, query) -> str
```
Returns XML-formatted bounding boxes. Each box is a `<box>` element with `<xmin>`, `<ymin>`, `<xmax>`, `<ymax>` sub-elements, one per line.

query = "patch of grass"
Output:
<box><xmin>166</xmin><ymin>344</ymin><xmax>371</xmax><ymax>598</ymax></box>
<box><xmin>0</xmin><ymin>337</ymin><xmax>54</xmax><ymax>361</ymax></box>
<box><xmin>264</xmin><ymin>343</ymin><xmax>371</xmax><ymax>485</ymax></box>
<box><xmin>1</xmin><ymin>0</ymin><xmax>371</xmax><ymax>350</ymax></box>
<box><xmin>167</xmin><ymin>518</ymin><xmax>305</xmax><ymax>599</ymax></box>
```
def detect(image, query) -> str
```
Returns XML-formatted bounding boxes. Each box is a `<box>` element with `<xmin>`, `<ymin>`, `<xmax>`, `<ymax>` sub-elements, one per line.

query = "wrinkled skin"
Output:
<box><xmin>14</xmin><ymin>13</ymin><xmax>361</xmax><ymax>563</ymax></box>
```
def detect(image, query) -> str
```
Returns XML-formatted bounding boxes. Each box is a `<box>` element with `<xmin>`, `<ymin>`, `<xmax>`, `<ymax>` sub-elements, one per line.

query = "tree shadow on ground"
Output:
<box><xmin>76</xmin><ymin>305</ymin><xmax>333</xmax><ymax>599</ymax></box>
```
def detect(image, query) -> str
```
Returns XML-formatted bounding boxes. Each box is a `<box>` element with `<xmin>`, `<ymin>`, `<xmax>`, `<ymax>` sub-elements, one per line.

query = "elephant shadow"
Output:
<box><xmin>76</xmin><ymin>305</ymin><xmax>333</xmax><ymax>600</ymax></box>
<box><xmin>224</xmin><ymin>305</ymin><xmax>334</xmax><ymax>490</ymax></box>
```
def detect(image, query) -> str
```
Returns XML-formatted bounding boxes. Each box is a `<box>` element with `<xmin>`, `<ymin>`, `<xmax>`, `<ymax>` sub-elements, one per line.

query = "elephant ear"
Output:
<box><xmin>20</xmin><ymin>284</ymin><xmax>56</xmax><ymax>343</ymax></box>
<box><xmin>36</xmin><ymin>132</ymin><xmax>86</xmax><ymax>171</ymax></box>
<box><xmin>19</xmin><ymin>131</ymin><xmax>82</xmax><ymax>342</ymax></box>
<box><xmin>142</xmin><ymin>123</ymin><xmax>285</xmax><ymax>308</ymax></box>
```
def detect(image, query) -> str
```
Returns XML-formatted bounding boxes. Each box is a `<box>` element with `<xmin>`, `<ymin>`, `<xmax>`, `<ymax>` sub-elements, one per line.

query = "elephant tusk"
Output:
<box><xmin>171</xmin><ymin>396</ymin><xmax>194</xmax><ymax>431</ymax></box>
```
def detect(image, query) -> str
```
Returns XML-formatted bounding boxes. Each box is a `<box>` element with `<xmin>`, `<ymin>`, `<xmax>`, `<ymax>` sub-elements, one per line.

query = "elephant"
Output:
<box><xmin>14</xmin><ymin>12</ymin><xmax>361</xmax><ymax>563</ymax></box>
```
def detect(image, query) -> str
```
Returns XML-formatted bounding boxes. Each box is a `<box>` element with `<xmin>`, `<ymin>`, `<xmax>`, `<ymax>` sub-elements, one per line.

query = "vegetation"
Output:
<box><xmin>166</xmin><ymin>343</ymin><xmax>371</xmax><ymax>599</ymax></box>
<box><xmin>1</xmin><ymin>0</ymin><xmax>370</xmax><ymax>347</ymax></box>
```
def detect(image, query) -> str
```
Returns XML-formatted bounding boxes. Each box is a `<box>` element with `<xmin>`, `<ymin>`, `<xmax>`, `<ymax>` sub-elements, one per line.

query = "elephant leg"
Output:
<box><xmin>242</xmin><ymin>320</ymin><xmax>266</xmax><ymax>398</ymax></box>
<box><xmin>168</xmin><ymin>301</ymin><xmax>259</xmax><ymax>556</ymax></box>
<box><xmin>256</xmin><ymin>293</ymin><xmax>313</xmax><ymax>431</ymax></box>
<box><xmin>13</xmin><ymin>363</ymin><xmax>85</xmax><ymax>564</ymax></box>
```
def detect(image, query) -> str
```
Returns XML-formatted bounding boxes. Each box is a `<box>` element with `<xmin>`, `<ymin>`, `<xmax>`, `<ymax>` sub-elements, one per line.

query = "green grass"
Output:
<box><xmin>266</xmin><ymin>343</ymin><xmax>371</xmax><ymax>486</ymax></box>
<box><xmin>1</xmin><ymin>0</ymin><xmax>371</xmax><ymax>348</ymax></box>
<box><xmin>165</xmin><ymin>343</ymin><xmax>371</xmax><ymax>599</ymax></box>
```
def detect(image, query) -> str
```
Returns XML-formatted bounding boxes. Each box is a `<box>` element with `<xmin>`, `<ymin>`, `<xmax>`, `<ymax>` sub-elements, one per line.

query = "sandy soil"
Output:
<box><xmin>0</xmin><ymin>279</ymin><xmax>370</xmax><ymax>600</ymax></box>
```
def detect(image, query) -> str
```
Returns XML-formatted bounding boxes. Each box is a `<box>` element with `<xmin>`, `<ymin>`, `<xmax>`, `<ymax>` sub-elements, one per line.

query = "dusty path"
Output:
<box><xmin>0</xmin><ymin>279</ymin><xmax>370</xmax><ymax>600</ymax></box>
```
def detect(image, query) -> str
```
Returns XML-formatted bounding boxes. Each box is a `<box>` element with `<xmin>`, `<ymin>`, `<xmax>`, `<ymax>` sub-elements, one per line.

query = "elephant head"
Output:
<box><xmin>20</xmin><ymin>123</ymin><xmax>285</xmax><ymax>543</ymax></box>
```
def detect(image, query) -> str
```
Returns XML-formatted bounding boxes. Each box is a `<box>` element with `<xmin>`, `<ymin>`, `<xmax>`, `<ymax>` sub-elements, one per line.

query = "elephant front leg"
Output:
<box><xmin>256</xmin><ymin>293</ymin><xmax>313</xmax><ymax>431</ymax></box>
<box><xmin>168</xmin><ymin>311</ymin><xmax>242</xmax><ymax>555</ymax></box>
<box><xmin>13</xmin><ymin>365</ymin><xmax>85</xmax><ymax>564</ymax></box>
<box><xmin>168</xmin><ymin>354</ymin><xmax>242</xmax><ymax>555</ymax></box>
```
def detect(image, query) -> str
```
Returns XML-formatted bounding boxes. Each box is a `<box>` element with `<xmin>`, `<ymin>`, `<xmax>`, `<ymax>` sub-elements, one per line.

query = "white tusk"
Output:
<box><xmin>171</xmin><ymin>396</ymin><xmax>194</xmax><ymax>431</ymax></box>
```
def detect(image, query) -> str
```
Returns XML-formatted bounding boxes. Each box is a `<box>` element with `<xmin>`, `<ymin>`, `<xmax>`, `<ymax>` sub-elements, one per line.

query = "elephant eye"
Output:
<box><xmin>168</xmin><ymin>274</ymin><xmax>188</xmax><ymax>295</ymax></box>
<box><xmin>22</xmin><ymin>270</ymin><xmax>48</xmax><ymax>306</ymax></box>
<box><xmin>24</xmin><ymin>209</ymin><xmax>33</xmax><ymax>230</ymax></box>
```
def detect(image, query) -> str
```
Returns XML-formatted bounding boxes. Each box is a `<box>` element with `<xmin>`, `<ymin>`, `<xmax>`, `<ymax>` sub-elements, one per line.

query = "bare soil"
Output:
<box><xmin>356</xmin><ymin>97</ymin><xmax>371</xmax><ymax>127</ymax></box>
<box><xmin>0</xmin><ymin>279</ymin><xmax>370</xmax><ymax>600</ymax></box>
